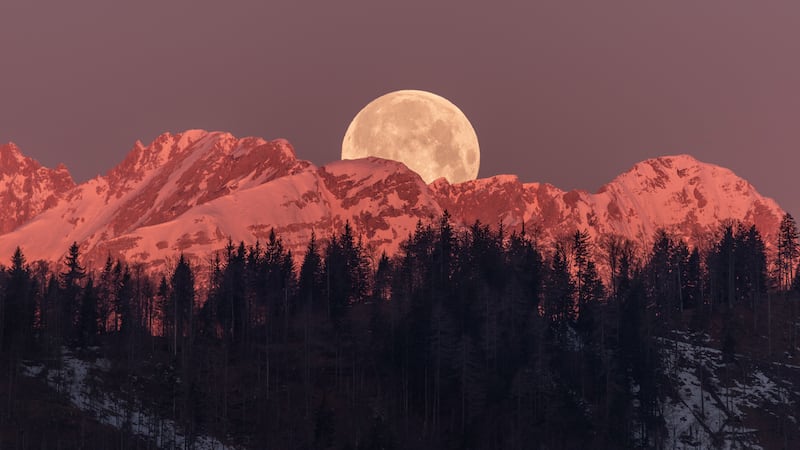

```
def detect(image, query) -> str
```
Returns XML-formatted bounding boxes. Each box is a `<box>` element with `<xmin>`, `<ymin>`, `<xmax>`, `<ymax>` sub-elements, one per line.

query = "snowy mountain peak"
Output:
<box><xmin>0</xmin><ymin>131</ymin><xmax>317</xmax><ymax>266</ymax></box>
<box><xmin>0</xmin><ymin>143</ymin><xmax>76</xmax><ymax>234</ymax></box>
<box><xmin>0</xmin><ymin>142</ymin><xmax>32</xmax><ymax>171</ymax></box>
<box><xmin>0</xmin><ymin>137</ymin><xmax>785</xmax><ymax>276</ymax></box>
<box><xmin>320</xmin><ymin>157</ymin><xmax>434</xmax><ymax>211</ymax></box>
<box><xmin>429</xmin><ymin>154</ymin><xmax>783</xmax><ymax>256</ymax></box>
<box><xmin>608</xmin><ymin>154</ymin><xmax>735</xmax><ymax>193</ymax></box>
<box><xmin>269</xmin><ymin>138</ymin><xmax>297</xmax><ymax>158</ymax></box>
<box><xmin>581</xmin><ymin>154</ymin><xmax>783</xmax><ymax>248</ymax></box>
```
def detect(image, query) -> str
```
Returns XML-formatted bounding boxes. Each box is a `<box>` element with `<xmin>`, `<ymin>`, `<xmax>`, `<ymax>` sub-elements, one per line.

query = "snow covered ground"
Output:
<box><xmin>658</xmin><ymin>332</ymin><xmax>798</xmax><ymax>449</ymax></box>
<box><xmin>22</xmin><ymin>348</ymin><xmax>235</xmax><ymax>449</ymax></box>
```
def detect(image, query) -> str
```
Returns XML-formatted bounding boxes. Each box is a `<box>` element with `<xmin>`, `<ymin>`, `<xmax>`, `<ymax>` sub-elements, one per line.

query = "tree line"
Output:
<box><xmin>0</xmin><ymin>212</ymin><xmax>799</xmax><ymax>449</ymax></box>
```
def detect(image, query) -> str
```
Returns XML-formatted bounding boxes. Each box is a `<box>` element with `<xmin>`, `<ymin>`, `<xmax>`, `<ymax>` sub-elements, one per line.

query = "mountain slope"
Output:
<box><xmin>0</xmin><ymin>133</ymin><xmax>785</xmax><ymax>273</ymax></box>
<box><xmin>83</xmin><ymin>156</ymin><xmax>442</xmax><ymax>270</ymax></box>
<box><xmin>0</xmin><ymin>131</ymin><xmax>309</xmax><ymax>266</ymax></box>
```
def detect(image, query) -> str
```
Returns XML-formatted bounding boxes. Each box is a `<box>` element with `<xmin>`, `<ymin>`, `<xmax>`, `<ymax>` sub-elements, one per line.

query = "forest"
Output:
<box><xmin>1</xmin><ymin>211</ymin><xmax>800</xmax><ymax>449</ymax></box>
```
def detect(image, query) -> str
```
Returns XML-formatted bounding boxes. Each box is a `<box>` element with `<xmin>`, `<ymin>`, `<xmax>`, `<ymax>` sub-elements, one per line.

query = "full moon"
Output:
<box><xmin>341</xmin><ymin>90</ymin><xmax>480</xmax><ymax>184</ymax></box>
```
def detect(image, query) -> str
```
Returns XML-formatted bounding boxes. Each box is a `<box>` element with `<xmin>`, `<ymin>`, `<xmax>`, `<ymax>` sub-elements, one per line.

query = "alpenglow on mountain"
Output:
<box><xmin>0</xmin><ymin>130</ymin><xmax>785</xmax><ymax>273</ymax></box>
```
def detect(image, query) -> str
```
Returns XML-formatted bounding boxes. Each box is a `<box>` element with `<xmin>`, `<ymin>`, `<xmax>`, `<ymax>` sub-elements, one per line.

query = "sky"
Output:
<box><xmin>2</xmin><ymin>1</ymin><xmax>799</xmax><ymax>216</ymax></box>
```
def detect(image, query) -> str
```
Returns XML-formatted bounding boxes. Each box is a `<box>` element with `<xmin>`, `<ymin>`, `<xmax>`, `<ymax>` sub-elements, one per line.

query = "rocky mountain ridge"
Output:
<box><xmin>0</xmin><ymin>143</ymin><xmax>75</xmax><ymax>234</ymax></box>
<box><xmin>0</xmin><ymin>131</ymin><xmax>785</xmax><ymax>274</ymax></box>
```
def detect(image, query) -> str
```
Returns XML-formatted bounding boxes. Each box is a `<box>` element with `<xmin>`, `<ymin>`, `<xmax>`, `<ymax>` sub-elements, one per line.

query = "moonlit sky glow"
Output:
<box><xmin>2</xmin><ymin>1</ymin><xmax>799</xmax><ymax>215</ymax></box>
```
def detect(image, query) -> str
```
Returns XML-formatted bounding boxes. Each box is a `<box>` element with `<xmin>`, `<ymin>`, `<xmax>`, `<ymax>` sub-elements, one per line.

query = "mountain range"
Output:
<box><xmin>0</xmin><ymin>130</ymin><xmax>785</xmax><ymax>274</ymax></box>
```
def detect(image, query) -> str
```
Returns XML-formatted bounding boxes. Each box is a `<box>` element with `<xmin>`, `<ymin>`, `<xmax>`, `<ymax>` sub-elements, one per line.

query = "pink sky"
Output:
<box><xmin>2</xmin><ymin>1</ymin><xmax>799</xmax><ymax>217</ymax></box>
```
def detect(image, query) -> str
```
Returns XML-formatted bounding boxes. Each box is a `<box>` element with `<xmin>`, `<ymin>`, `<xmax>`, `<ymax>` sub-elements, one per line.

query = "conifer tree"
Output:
<box><xmin>299</xmin><ymin>231</ymin><xmax>324</xmax><ymax>416</ymax></box>
<box><xmin>97</xmin><ymin>256</ymin><xmax>116</xmax><ymax>334</ymax></box>
<box><xmin>506</xmin><ymin>228</ymin><xmax>543</xmax><ymax>354</ymax></box>
<box><xmin>738</xmin><ymin>224</ymin><xmax>767</xmax><ymax>305</ymax></box>
<box><xmin>572</xmin><ymin>229</ymin><xmax>591</xmax><ymax>301</ymax></box>
<box><xmin>299</xmin><ymin>231</ymin><xmax>323</xmax><ymax>312</ymax></box>
<box><xmin>600</xmin><ymin>234</ymin><xmax>638</xmax><ymax>301</ymax></box>
<box><xmin>777</xmin><ymin>213</ymin><xmax>799</xmax><ymax>290</ymax></box>
<box><xmin>157</xmin><ymin>275</ymin><xmax>170</xmax><ymax>338</ymax></box>
<box><xmin>77</xmin><ymin>278</ymin><xmax>99</xmax><ymax>346</ymax></box>
<box><xmin>60</xmin><ymin>242</ymin><xmax>85</xmax><ymax>341</ymax></box>
<box><xmin>218</xmin><ymin>240</ymin><xmax>246</xmax><ymax>347</ymax></box>
<box><xmin>685</xmin><ymin>247</ymin><xmax>702</xmax><ymax>311</ymax></box>
<box><xmin>41</xmin><ymin>275</ymin><xmax>60</xmax><ymax>349</ymax></box>
<box><xmin>577</xmin><ymin>259</ymin><xmax>604</xmax><ymax>330</ymax></box>
<box><xmin>114</xmin><ymin>264</ymin><xmax>131</xmax><ymax>335</ymax></box>
<box><xmin>544</xmin><ymin>242</ymin><xmax>575</xmax><ymax>326</ymax></box>
<box><xmin>647</xmin><ymin>230</ymin><xmax>676</xmax><ymax>313</ymax></box>
<box><xmin>169</xmin><ymin>254</ymin><xmax>195</xmax><ymax>358</ymax></box>
<box><xmin>61</xmin><ymin>242</ymin><xmax>85</xmax><ymax>288</ymax></box>
<box><xmin>437</xmin><ymin>210</ymin><xmax>455</xmax><ymax>288</ymax></box>
<box><xmin>324</xmin><ymin>221</ymin><xmax>369</xmax><ymax>325</ymax></box>
<box><xmin>2</xmin><ymin>247</ymin><xmax>35</xmax><ymax>354</ymax></box>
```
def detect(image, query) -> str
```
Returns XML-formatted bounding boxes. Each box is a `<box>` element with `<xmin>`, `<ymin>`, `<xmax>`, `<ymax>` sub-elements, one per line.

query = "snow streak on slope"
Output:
<box><xmin>22</xmin><ymin>349</ymin><xmax>237</xmax><ymax>449</ymax></box>
<box><xmin>658</xmin><ymin>332</ymin><xmax>798</xmax><ymax>449</ymax></box>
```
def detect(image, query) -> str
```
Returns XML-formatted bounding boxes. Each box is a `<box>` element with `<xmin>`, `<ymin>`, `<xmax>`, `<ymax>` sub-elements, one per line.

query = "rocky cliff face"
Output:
<box><xmin>0</xmin><ymin>143</ymin><xmax>75</xmax><ymax>234</ymax></box>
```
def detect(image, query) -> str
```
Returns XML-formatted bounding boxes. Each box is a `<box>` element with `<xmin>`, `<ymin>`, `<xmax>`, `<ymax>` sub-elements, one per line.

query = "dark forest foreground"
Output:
<box><xmin>2</xmin><ymin>213</ymin><xmax>800</xmax><ymax>449</ymax></box>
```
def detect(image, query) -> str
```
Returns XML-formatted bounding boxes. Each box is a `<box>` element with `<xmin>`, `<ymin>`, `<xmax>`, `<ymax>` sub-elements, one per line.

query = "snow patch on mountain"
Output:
<box><xmin>657</xmin><ymin>332</ymin><xmax>798</xmax><ymax>449</ymax></box>
<box><xmin>22</xmin><ymin>348</ymin><xmax>236</xmax><ymax>449</ymax></box>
